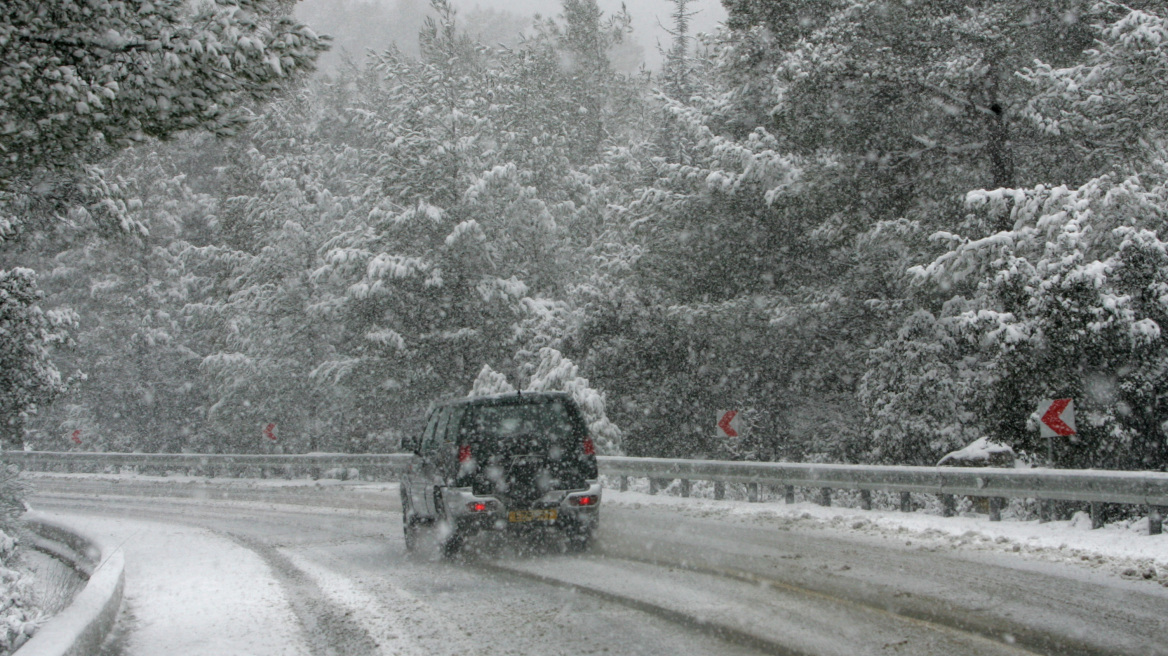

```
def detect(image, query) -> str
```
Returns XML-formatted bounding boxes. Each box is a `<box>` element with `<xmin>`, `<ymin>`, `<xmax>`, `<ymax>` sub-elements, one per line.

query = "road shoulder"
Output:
<box><xmin>32</xmin><ymin>511</ymin><xmax>311</xmax><ymax>656</ymax></box>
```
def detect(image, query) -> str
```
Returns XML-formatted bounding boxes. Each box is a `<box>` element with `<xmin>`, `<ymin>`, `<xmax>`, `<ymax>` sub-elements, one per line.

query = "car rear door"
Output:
<box><xmin>417</xmin><ymin>406</ymin><xmax>451</xmax><ymax>515</ymax></box>
<box><xmin>406</xmin><ymin>409</ymin><xmax>440</xmax><ymax>518</ymax></box>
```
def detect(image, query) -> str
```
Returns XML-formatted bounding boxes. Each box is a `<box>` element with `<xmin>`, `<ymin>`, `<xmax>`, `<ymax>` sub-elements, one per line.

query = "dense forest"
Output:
<box><xmin>4</xmin><ymin>0</ymin><xmax>1168</xmax><ymax>472</ymax></box>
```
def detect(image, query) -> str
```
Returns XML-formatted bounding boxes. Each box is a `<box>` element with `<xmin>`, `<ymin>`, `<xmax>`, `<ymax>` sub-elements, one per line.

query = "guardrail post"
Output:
<box><xmin>989</xmin><ymin>497</ymin><xmax>1003</xmax><ymax>522</ymax></box>
<box><xmin>818</xmin><ymin>488</ymin><xmax>832</xmax><ymax>507</ymax></box>
<box><xmin>784</xmin><ymin>485</ymin><xmax>795</xmax><ymax>504</ymax></box>
<box><xmin>860</xmin><ymin>489</ymin><xmax>872</xmax><ymax>511</ymax></box>
<box><xmin>1090</xmin><ymin>502</ymin><xmax>1103</xmax><ymax>529</ymax></box>
<box><xmin>1149</xmin><ymin>507</ymin><xmax>1163</xmax><ymax>536</ymax></box>
<box><xmin>649</xmin><ymin>478</ymin><xmax>659</xmax><ymax>495</ymax></box>
<box><xmin>1040</xmin><ymin>500</ymin><xmax>1053</xmax><ymax>523</ymax></box>
<box><xmin>619</xmin><ymin>475</ymin><xmax>628</xmax><ymax>492</ymax></box>
<box><xmin>748</xmin><ymin>482</ymin><xmax>759</xmax><ymax>503</ymax></box>
<box><xmin>714</xmin><ymin>481</ymin><xmax>725</xmax><ymax>500</ymax></box>
<box><xmin>679</xmin><ymin>479</ymin><xmax>691</xmax><ymax>498</ymax></box>
<box><xmin>899</xmin><ymin>491</ymin><xmax>912</xmax><ymax>512</ymax></box>
<box><xmin>940</xmin><ymin>494</ymin><xmax>956</xmax><ymax>517</ymax></box>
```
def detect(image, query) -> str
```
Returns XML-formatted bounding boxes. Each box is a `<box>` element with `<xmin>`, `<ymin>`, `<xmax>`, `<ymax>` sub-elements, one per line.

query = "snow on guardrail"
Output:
<box><xmin>598</xmin><ymin>456</ymin><xmax>1168</xmax><ymax>506</ymax></box>
<box><xmin>7</xmin><ymin>451</ymin><xmax>1166</xmax><ymax>531</ymax></box>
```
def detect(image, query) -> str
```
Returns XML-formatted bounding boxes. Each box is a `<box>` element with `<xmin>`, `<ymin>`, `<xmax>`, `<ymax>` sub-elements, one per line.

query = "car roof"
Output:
<box><xmin>435</xmin><ymin>391</ymin><xmax>573</xmax><ymax>409</ymax></box>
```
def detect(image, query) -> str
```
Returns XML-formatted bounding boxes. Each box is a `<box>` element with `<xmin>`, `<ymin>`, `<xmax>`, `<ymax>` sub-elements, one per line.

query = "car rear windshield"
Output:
<box><xmin>461</xmin><ymin>399</ymin><xmax>582</xmax><ymax>447</ymax></box>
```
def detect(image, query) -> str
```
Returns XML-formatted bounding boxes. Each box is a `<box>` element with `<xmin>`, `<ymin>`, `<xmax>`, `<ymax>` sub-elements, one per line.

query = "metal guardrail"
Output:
<box><xmin>4</xmin><ymin>451</ymin><xmax>412</xmax><ymax>478</ymax></box>
<box><xmin>600</xmin><ymin>456</ymin><xmax>1166</xmax><ymax>534</ymax></box>
<box><xmin>7</xmin><ymin>451</ymin><xmax>1166</xmax><ymax>531</ymax></box>
<box><xmin>599</xmin><ymin>456</ymin><xmax>1168</xmax><ymax>506</ymax></box>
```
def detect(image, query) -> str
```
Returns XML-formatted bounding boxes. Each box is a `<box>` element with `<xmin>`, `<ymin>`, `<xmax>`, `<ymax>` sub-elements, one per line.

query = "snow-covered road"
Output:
<box><xmin>23</xmin><ymin>474</ymin><xmax>1168</xmax><ymax>656</ymax></box>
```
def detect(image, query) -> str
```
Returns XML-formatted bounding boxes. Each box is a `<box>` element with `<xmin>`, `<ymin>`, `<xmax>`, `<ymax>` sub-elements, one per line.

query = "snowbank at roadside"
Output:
<box><xmin>31</xmin><ymin>512</ymin><xmax>309</xmax><ymax>656</ymax></box>
<box><xmin>0</xmin><ymin>529</ymin><xmax>39</xmax><ymax>655</ymax></box>
<box><xmin>605</xmin><ymin>488</ymin><xmax>1168</xmax><ymax>585</ymax></box>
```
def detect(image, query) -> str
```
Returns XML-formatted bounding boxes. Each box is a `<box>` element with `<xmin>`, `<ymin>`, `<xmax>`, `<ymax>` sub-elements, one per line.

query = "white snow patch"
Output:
<box><xmin>30</xmin><ymin>512</ymin><xmax>310</xmax><ymax>656</ymax></box>
<box><xmin>277</xmin><ymin>550</ymin><xmax>423</xmax><ymax>656</ymax></box>
<box><xmin>605</xmin><ymin>489</ymin><xmax>1168</xmax><ymax>581</ymax></box>
<box><xmin>937</xmin><ymin>437</ymin><xmax>1016</xmax><ymax>466</ymax></box>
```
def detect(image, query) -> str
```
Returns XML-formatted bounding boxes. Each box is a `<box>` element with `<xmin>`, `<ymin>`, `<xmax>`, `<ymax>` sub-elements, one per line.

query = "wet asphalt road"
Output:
<box><xmin>24</xmin><ymin>474</ymin><xmax>1168</xmax><ymax>656</ymax></box>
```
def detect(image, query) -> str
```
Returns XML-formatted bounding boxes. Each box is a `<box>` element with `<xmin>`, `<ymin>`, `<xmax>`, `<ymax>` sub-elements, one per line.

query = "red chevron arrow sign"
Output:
<box><xmin>717</xmin><ymin>410</ymin><xmax>741</xmax><ymax>438</ymax></box>
<box><xmin>263</xmin><ymin>423</ymin><xmax>277</xmax><ymax>442</ymax></box>
<box><xmin>1038</xmin><ymin>399</ymin><xmax>1076</xmax><ymax>438</ymax></box>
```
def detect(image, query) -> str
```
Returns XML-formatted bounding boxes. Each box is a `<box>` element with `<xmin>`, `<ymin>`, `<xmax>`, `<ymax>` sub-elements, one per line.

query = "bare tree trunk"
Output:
<box><xmin>987</xmin><ymin>104</ymin><xmax>1014</xmax><ymax>191</ymax></box>
<box><xmin>984</xmin><ymin>60</ymin><xmax>1015</xmax><ymax>233</ymax></box>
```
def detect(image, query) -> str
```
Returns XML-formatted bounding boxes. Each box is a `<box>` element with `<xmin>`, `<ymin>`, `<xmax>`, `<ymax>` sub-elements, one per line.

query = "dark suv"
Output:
<box><xmin>401</xmin><ymin>391</ymin><xmax>601</xmax><ymax>556</ymax></box>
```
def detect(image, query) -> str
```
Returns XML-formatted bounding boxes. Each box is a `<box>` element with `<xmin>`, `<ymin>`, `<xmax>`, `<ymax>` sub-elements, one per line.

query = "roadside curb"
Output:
<box><xmin>15</xmin><ymin>512</ymin><xmax>125</xmax><ymax>656</ymax></box>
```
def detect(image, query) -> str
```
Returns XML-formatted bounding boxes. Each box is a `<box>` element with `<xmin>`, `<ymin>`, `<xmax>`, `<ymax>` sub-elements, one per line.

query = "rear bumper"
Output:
<box><xmin>441</xmin><ymin>480</ymin><xmax>601</xmax><ymax>533</ymax></box>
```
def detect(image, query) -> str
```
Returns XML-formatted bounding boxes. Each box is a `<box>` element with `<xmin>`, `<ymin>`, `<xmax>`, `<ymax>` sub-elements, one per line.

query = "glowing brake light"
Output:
<box><xmin>468</xmin><ymin>501</ymin><xmax>490</xmax><ymax>512</ymax></box>
<box><xmin>569</xmin><ymin>495</ymin><xmax>598</xmax><ymax>507</ymax></box>
<box><xmin>458</xmin><ymin>444</ymin><xmax>472</xmax><ymax>463</ymax></box>
<box><xmin>582</xmin><ymin>438</ymin><xmax>595</xmax><ymax>456</ymax></box>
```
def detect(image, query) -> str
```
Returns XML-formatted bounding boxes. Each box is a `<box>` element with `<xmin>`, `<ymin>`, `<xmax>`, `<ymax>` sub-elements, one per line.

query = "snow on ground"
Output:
<box><xmin>275</xmin><ymin>549</ymin><xmax>429</xmax><ymax>656</ymax></box>
<box><xmin>604</xmin><ymin>486</ymin><xmax>1168</xmax><ymax>585</ymax></box>
<box><xmin>33</xmin><ymin>471</ymin><xmax>1167</xmax><ymax>583</ymax></box>
<box><xmin>33</xmin><ymin>511</ymin><xmax>309</xmax><ymax>656</ymax></box>
<box><xmin>23</xmin><ymin>471</ymin><xmax>1168</xmax><ymax>655</ymax></box>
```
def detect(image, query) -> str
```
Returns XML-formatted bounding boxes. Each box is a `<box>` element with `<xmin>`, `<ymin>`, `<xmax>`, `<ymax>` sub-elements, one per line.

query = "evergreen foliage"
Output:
<box><xmin>0</xmin><ymin>269</ymin><xmax>74</xmax><ymax>448</ymax></box>
<box><xmin>9</xmin><ymin>0</ymin><xmax>1168</xmax><ymax>473</ymax></box>
<box><xmin>0</xmin><ymin>0</ymin><xmax>328</xmax><ymax>452</ymax></box>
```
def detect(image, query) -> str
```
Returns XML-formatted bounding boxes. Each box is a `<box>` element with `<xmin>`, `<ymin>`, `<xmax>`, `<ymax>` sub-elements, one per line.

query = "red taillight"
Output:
<box><xmin>458</xmin><ymin>444</ymin><xmax>472</xmax><ymax>463</ymax></box>
<box><xmin>468</xmin><ymin>502</ymin><xmax>490</xmax><ymax>512</ymax></box>
<box><xmin>582</xmin><ymin>438</ymin><xmax>595</xmax><ymax>456</ymax></box>
<box><xmin>570</xmin><ymin>495</ymin><xmax>598</xmax><ymax>507</ymax></box>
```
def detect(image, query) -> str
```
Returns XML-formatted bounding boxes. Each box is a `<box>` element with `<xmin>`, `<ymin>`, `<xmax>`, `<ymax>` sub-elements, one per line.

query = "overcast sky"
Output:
<box><xmin>295</xmin><ymin>0</ymin><xmax>728</xmax><ymax>71</ymax></box>
<box><xmin>460</xmin><ymin>0</ymin><xmax>728</xmax><ymax>43</ymax></box>
<box><xmin>471</xmin><ymin>0</ymin><xmax>728</xmax><ymax>68</ymax></box>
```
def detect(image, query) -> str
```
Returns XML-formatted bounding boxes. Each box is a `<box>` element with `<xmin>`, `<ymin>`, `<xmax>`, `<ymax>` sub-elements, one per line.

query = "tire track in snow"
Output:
<box><xmin>478</xmin><ymin>554</ymin><xmax>1037</xmax><ymax>656</ymax></box>
<box><xmin>284</xmin><ymin>539</ymin><xmax>495</xmax><ymax>656</ymax></box>
<box><xmin>228</xmin><ymin>534</ymin><xmax>381</xmax><ymax>656</ymax></box>
<box><xmin>275</xmin><ymin>548</ymin><xmax>472</xmax><ymax>656</ymax></box>
<box><xmin>474</xmin><ymin>559</ymin><xmax>809</xmax><ymax>656</ymax></box>
<box><xmin>594</xmin><ymin>550</ymin><xmax>1097</xmax><ymax>656</ymax></box>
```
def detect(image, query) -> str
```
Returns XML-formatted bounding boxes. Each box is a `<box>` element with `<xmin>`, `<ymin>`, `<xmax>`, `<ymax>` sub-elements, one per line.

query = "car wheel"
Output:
<box><xmin>401</xmin><ymin>490</ymin><xmax>422</xmax><ymax>553</ymax></box>
<box><xmin>403</xmin><ymin>516</ymin><xmax>420</xmax><ymax>553</ymax></box>
<box><xmin>433</xmin><ymin>488</ymin><xmax>464</xmax><ymax>558</ymax></box>
<box><xmin>440</xmin><ymin>525</ymin><xmax>464</xmax><ymax>558</ymax></box>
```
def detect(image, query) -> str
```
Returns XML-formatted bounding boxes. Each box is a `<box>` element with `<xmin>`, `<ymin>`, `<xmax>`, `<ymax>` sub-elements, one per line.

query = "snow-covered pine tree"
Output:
<box><xmin>466</xmin><ymin>348</ymin><xmax>623</xmax><ymax>454</ymax></box>
<box><xmin>524</xmin><ymin>347</ymin><xmax>621</xmax><ymax>454</ymax></box>
<box><xmin>187</xmin><ymin>1</ymin><xmax>640</xmax><ymax>448</ymax></box>
<box><xmin>0</xmin><ymin>0</ymin><xmax>329</xmax><ymax>182</ymax></box>
<box><xmin>19</xmin><ymin>148</ymin><xmax>218</xmax><ymax>452</ymax></box>
<box><xmin>1021</xmin><ymin>4</ymin><xmax>1168</xmax><ymax>169</ymax></box>
<box><xmin>0</xmin><ymin>269</ymin><xmax>74</xmax><ymax>449</ymax></box>
<box><xmin>908</xmin><ymin>171</ymin><xmax>1168</xmax><ymax>470</ymax></box>
<box><xmin>0</xmin><ymin>0</ymin><xmax>328</xmax><ymax>453</ymax></box>
<box><xmin>468</xmin><ymin>364</ymin><xmax>516</xmax><ymax>397</ymax></box>
<box><xmin>888</xmin><ymin>4</ymin><xmax>1168</xmax><ymax>471</ymax></box>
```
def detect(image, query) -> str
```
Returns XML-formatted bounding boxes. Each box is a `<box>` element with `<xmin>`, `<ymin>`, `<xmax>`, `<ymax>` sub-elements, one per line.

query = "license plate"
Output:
<box><xmin>508</xmin><ymin>509</ymin><xmax>558</xmax><ymax>523</ymax></box>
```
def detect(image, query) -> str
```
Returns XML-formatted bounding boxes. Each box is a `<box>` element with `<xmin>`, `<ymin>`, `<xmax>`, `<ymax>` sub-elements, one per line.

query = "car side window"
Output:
<box><xmin>425</xmin><ymin>407</ymin><xmax>450</xmax><ymax>454</ymax></box>
<box><xmin>418</xmin><ymin>409</ymin><xmax>440</xmax><ymax>453</ymax></box>
<box><xmin>444</xmin><ymin>406</ymin><xmax>466</xmax><ymax>442</ymax></box>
